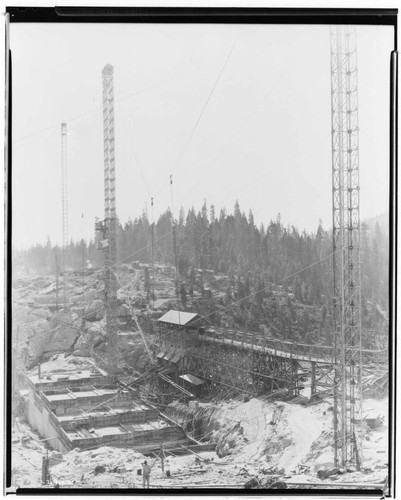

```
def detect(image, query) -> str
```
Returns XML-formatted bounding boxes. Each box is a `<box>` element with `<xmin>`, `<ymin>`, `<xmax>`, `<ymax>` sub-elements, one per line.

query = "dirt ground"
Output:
<box><xmin>9</xmin><ymin>391</ymin><xmax>388</xmax><ymax>491</ymax></box>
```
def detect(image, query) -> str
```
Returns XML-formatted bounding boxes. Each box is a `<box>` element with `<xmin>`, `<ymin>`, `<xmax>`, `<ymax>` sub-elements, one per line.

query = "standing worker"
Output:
<box><xmin>142</xmin><ymin>460</ymin><xmax>151</xmax><ymax>489</ymax></box>
<box><xmin>165</xmin><ymin>457</ymin><xmax>171</xmax><ymax>477</ymax></box>
<box><xmin>160</xmin><ymin>444</ymin><xmax>165</xmax><ymax>473</ymax></box>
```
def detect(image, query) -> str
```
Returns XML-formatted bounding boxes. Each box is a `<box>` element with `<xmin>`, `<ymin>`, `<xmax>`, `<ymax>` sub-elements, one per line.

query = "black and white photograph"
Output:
<box><xmin>6</xmin><ymin>7</ymin><xmax>396</xmax><ymax>494</ymax></box>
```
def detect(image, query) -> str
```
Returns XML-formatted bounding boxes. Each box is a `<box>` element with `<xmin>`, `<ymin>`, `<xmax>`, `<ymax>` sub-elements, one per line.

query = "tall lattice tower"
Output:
<box><xmin>330</xmin><ymin>25</ymin><xmax>363</xmax><ymax>469</ymax></box>
<box><xmin>61</xmin><ymin>122</ymin><xmax>69</xmax><ymax>311</ymax></box>
<box><xmin>97</xmin><ymin>64</ymin><xmax>118</xmax><ymax>362</ymax></box>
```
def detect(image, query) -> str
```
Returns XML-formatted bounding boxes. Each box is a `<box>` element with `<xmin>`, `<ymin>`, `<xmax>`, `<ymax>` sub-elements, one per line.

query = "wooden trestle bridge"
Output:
<box><xmin>153</xmin><ymin>315</ymin><xmax>388</xmax><ymax>401</ymax></box>
<box><xmin>181</xmin><ymin>328</ymin><xmax>386</xmax><ymax>398</ymax></box>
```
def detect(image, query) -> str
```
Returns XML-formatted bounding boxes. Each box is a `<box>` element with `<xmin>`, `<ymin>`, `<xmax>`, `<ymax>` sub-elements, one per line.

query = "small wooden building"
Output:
<box><xmin>157</xmin><ymin>310</ymin><xmax>203</xmax><ymax>366</ymax></box>
<box><xmin>158</xmin><ymin>310</ymin><xmax>202</xmax><ymax>332</ymax></box>
<box><xmin>179</xmin><ymin>373</ymin><xmax>204</xmax><ymax>397</ymax></box>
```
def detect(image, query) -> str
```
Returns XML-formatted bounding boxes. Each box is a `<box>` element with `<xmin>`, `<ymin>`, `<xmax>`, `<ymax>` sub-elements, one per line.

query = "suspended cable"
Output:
<box><xmin>159</xmin><ymin>251</ymin><xmax>338</xmax><ymax>343</ymax></box>
<box><xmin>154</xmin><ymin>34</ymin><xmax>240</xmax><ymax>199</ymax></box>
<box><xmin>19</xmin><ymin>67</ymin><xmax>281</xmax><ymax>287</ymax></box>
<box><xmin>21</xmin><ymin>306</ymin><xmax>105</xmax><ymax>342</ymax></box>
<box><xmin>151</xmin><ymin>196</ymin><xmax>155</xmax><ymax>308</ymax></box>
<box><xmin>15</xmin><ymin>66</ymin><xmax>201</xmax><ymax>145</ymax></box>
<box><xmin>118</xmin><ymin>102</ymin><xmax>153</xmax><ymax>199</ymax></box>
<box><xmin>19</xmin><ymin>167</ymin><xmax>327</xmax><ymax>288</ymax></box>
<box><xmin>176</xmin><ymin>81</ymin><xmax>276</xmax><ymax>206</ymax></box>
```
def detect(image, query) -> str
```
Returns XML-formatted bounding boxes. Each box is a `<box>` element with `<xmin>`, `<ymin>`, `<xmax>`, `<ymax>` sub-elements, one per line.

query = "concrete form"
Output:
<box><xmin>25</xmin><ymin>363</ymin><xmax>191</xmax><ymax>454</ymax></box>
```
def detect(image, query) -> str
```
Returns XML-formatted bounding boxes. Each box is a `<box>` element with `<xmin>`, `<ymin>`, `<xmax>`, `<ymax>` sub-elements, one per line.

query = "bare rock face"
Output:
<box><xmin>28</xmin><ymin>313</ymin><xmax>78</xmax><ymax>363</ymax></box>
<box><xmin>71</xmin><ymin>289</ymin><xmax>98</xmax><ymax>305</ymax></box>
<box><xmin>84</xmin><ymin>299</ymin><xmax>104</xmax><ymax>322</ymax></box>
<box><xmin>28</xmin><ymin>319</ymin><xmax>52</xmax><ymax>360</ymax></box>
<box><xmin>12</xmin><ymin>305</ymin><xmax>35</xmax><ymax>323</ymax></box>
<box><xmin>73</xmin><ymin>326</ymin><xmax>107</xmax><ymax>357</ymax></box>
<box><xmin>34</xmin><ymin>294</ymin><xmax>59</xmax><ymax>307</ymax></box>
<box><xmin>46</xmin><ymin>322</ymin><xmax>78</xmax><ymax>354</ymax></box>
<box><xmin>73</xmin><ymin>333</ymin><xmax>88</xmax><ymax>353</ymax></box>
<box><xmin>73</xmin><ymin>334</ymin><xmax>90</xmax><ymax>357</ymax></box>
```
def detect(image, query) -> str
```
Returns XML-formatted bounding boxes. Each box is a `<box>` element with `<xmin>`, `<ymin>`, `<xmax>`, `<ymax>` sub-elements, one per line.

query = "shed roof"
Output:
<box><xmin>158</xmin><ymin>310</ymin><xmax>200</xmax><ymax>326</ymax></box>
<box><xmin>171</xmin><ymin>352</ymin><xmax>182</xmax><ymax>363</ymax></box>
<box><xmin>179</xmin><ymin>374</ymin><xmax>204</xmax><ymax>386</ymax></box>
<box><xmin>157</xmin><ymin>350</ymin><xmax>182</xmax><ymax>363</ymax></box>
<box><xmin>164</xmin><ymin>350</ymin><xmax>176</xmax><ymax>362</ymax></box>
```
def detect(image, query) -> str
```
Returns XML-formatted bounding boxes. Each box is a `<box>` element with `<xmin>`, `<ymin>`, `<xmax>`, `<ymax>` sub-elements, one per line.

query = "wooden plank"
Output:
<box><xmin>179</xmin><ymin>445</ymin><xmax>207</xmax><ymax>462</ymax></box>
<box><xmin>164</xmin><ymin>449</ymin><xmax>179</xmax><ymax>458</ymax></box>
<box><xmin>186</xmin><ymin>443</ymin><xmax>216</xmax><ymax>453</ymax></box>
<box><xmin>286</xmin><ymin>481</ymin><xmax>385</xmax><ymax>489</ymax></box>
<box><xmin>149</xmin><ymin>483</ymin><xmax>245</xmax><ymax>489</ymax></box>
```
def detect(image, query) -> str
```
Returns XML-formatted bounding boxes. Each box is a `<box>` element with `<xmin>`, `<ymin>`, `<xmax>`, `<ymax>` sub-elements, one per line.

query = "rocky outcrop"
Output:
<box><xmin>71</xmin><ymin>290</ymin><xmax>98</xmax><ymax>305</ymax></box>
<box><xmin>84</xmin><ymin>300</ymin><xmax>104</xmax><ymax>322</ymax></box>
<box><xmin>73</xmin><ymin>327</ymin><xmax>106</xmax><ymax>357</ymax></box>
<box><xmin>13</xmin><ymin>305</ymin><xmax>43</xmax><ymax>324</ymax></box>
<box><xmin>28</xmin><ymin>313</ymin><xmax>78</xmax><ymax>363</ymax></box>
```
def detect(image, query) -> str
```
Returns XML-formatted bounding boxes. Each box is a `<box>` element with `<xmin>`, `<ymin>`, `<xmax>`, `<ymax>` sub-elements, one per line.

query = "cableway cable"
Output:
<box><xmin>153</xmin><ymin>34</ymin><xmax>240</xmax><ymax>199</ymax></box>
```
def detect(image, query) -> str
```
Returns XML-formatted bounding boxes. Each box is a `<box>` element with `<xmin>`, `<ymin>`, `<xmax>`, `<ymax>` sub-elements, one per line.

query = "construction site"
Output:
<box><xmin>10</xmin><ymin>24</ymin><xmax>391</xmax><ymax>492</ymax></box>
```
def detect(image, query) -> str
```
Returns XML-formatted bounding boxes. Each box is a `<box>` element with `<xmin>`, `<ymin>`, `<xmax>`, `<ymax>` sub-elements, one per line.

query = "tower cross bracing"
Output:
<box><xmin>330</xmin><ymin>25</ymin><xmax>363</xmax><ymax>469</ymax></box>
<box><xmin>102</xmin><ymin>64</ymin><xmax>118</xmax><ymax>353</ymax></box>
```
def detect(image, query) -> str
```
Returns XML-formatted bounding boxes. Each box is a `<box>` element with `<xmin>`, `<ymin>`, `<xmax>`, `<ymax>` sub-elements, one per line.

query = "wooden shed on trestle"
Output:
<box><xmin>156</xmin><ymin>310</ymin><xmax>203</xmax><ymax>368</ymax></box>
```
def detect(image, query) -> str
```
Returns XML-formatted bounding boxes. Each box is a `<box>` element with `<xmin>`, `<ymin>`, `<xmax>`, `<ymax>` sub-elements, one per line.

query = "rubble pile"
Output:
<box><xmin>194</xmin><ymin>395</ymin><xmax>388</xmax><ymax>487</ymax></box>
<box><xmin>50</xmin><ymin>447</ymin><xmax>145</xmax><ymax>487</ymax></box>
<box><xmin>202</xmin><ymin>397</ymin><xmax>326</xmax><ymax>467</ymax></box>
<box><xmin>363</xmin><ymin>366</ymin><xmax>389</xmax><ymax>398</ymax></box>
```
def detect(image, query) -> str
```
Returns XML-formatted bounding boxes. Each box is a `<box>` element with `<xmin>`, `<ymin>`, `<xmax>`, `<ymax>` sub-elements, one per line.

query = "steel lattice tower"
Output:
<box><xmin>101</xmin><ymin>64</ymin><xmax>118</xmax><ymax>356</ymax></box>
<box><xmin>61</xmin><ymin>123</ymin><xmax>69</xmax><ymax>311</ymax></box>
<box><xmin>330</xmin><ymin>25</ymin><xmax>363</xmax><ymax>469</ymax></box>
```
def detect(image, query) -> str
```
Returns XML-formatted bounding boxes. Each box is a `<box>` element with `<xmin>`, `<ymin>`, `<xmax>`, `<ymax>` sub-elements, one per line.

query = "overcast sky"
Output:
<box><xmin>11</xmin><ymin>22</ymin><xmax>393</xmax><ymax>248</ymax></box>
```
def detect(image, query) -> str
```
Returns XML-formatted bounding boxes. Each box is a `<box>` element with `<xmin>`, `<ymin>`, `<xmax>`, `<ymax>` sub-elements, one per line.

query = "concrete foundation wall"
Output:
<box><xmin>43</xmin><ymin>392</ymin><xmax>132</xmax><ymax>413</ymax></box>
<box><xmin>27</xmin><ymin>391</ymin><xmax>72</xmax><ymax>453</ymax></box>
<box><xmin>25</xmin><ymin>371</ymin><xmax>193</xmax><ymax>455</ymax></box>
<box><xmin>28</xmin><ymin>375</ymin><xmax>114</xmax><ymax>393</ymax></box>
<box><xmin>73</xmin><ymin>424</ymin><xmax>188</xmax><ymax>451</ymax></box>
<box><xmin>60</xmin><ymin>408</ymin><xmax>159</xmax><ymax>431</ymax></box>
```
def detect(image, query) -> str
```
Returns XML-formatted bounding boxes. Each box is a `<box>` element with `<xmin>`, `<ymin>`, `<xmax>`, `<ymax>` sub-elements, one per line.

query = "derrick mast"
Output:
<box><xmin>330</xmin><ymin>25</ymin><xmax>363</xmax><ymax>468</ymax></box>
<box><xmin>96</xmin><ymin>64</ymin><xmax>118</xmax><ymax>362</ymax></box>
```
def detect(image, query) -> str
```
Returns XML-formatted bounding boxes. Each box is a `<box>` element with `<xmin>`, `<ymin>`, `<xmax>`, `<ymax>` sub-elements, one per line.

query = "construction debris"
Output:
<box><xmin>10</xmin><ymin>265</ymin><xmax>389</xmax><ymax>491</ymax></box>
<box><xmin>363</xmin><ymin>414</ymin><xmax>384</xmax><ymax>430</ymax></box>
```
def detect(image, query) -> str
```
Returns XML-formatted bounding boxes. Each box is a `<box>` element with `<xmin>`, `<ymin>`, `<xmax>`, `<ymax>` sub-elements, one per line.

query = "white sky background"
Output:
<box><xmin>11</xmin><ymin>23</ymin><xmax>393</xmax><ymax>248</ymax></box>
